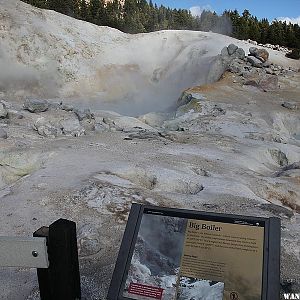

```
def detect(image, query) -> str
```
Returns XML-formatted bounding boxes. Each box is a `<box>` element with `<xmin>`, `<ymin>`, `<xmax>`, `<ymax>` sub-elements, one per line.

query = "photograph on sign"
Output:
<box><xmin>177</xmin><ymin>277</ymin><xmax>224</xmax><ymax>300</ymax></box>
<box><xmin>122</xmin><ymin>212</ymin><xmax>264</xmax><ymax>300</ymax></box>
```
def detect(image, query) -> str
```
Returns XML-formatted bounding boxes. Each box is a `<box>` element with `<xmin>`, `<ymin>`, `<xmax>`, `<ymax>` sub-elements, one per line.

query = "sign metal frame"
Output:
<box><xmin>108</xmin><ymin>204</ymin><xmax>281</xmax><ymax>300</ymax></box>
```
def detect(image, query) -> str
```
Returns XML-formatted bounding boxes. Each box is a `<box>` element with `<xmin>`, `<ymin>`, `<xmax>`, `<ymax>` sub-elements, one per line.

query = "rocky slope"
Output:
<box><xmin>0</xmin><ymin>1</ymin><xmax>300</xmax><ymax>299</ymax></box>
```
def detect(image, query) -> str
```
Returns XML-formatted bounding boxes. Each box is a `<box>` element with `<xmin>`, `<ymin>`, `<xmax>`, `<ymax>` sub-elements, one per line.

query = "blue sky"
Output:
<box><xmin>151</xmin><ymin>0</ymin><xmax>300</xmax><ymax>23</ymax></box>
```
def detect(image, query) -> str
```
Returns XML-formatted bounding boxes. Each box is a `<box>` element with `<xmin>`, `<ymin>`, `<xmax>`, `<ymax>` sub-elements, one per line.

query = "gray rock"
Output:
<box><xmin>282</xmin><ymin>102</ymin><xmax>298</xmax><ymax>110</ymax></box>
<box><xmin>207</xmin><ymin>55</ymin><xmax>228</xmax><ymax>83</ymax></box>
<box><xmin>244</xmin><ymin>79</ymin><xmax>259</xmax><ymax>88</ymax></box>
<box><xmin>211</xmin><ymin>105</ymin><xmax>226</xmax><ymax>116</ymax></box>
<box><xmin>106</xmin><ymin>116</ymin><xmax>155</xmax><ymax>132</ymax></box>
<box><xmin>262</xmin><ymin>61</ymin><xmax>271</xmax><ymax>68</ymax></box>
<box><xmin>249</xmin><ymin>47</ymin><xmax>269</xmax><ymax>62</ymax></box>
<box><xmin>187</xmin><ymin>183</ymin><xmax>204</xmax><ymax>194</ymax></box>
<box><xmin>247</xmin><ymin>56</ymin><xmax>263</xmax><ymax>68</ymax></box>
<box><xmin>33</xmin><ymin>117</ymin><xmax>61</xmax><ymax>138</ymax></box>
<box><xmin>177</xmin><ymin>93</ymin><xmax>195</xmax><ymax>107</ymax></box>
<box><xmin>94</xmin><ymin>122</ymin><xmax>109</xmax><ymax>132</ymax></box>
<box><xmin>235</xmin><ymin>48</ymin><xmax>246</xmax><ymax>59</ymax></box>
<box><xmin>7</xmin><ymin>109</ymin><xmax>24</xmax><ymax>120</ymax></box>
<box><xmin>249</xmin><ymin>47</ymin><xmax>257</xmax><ymax>55</ymax></box>
<box><xmin>193</xmin><ymin>168</ymin><xmax>210</xmax><ymax>176</ymax></box>
<box><xmin>227</xmin><ymin>43</ymin><xmax>238</xmax><ymax>55</ymax></box>
<box><xmin>265</xmin><ymin>68</ymin><xmax>274</xmax><ymax>75</ymax></box>
<box><xmin>61</xmin><ymin>104</ymin><xmax>74</xmax><ymax>111</ymax></box>
<box><xmin>60</xmin><ymin>117</ymin><xmax>85</xmax><ymax>136</ymax></box>
<box><xmin>138</xmin><ymin>112</ymin><xmax>170</xmax><ymax>128</ymax></box>
<box><xmin>24</xmin><ymin>99</ymin><xmax>49</xmax><ymax>113</ymax></box>
<box><xmin>275</xmin><ymin>162</ymin><xmax>300</xmax><ymax>177</ymax></box>
<box><xmin>0</xmin><ymin>100</ymin><xmax>12</xmax><ymax>109</ymax></box>
<box><xmin>221</xmin><ymin>46</ymin><xmax>229</xmax><ymax>58</ymax></box>
<box><xmin>0</xmin><ymin>150</ymin><xmax>45</xmax><ymax>186</ymax></box>
<box><xmin>228</xmin><ymin>62</ymin><xmax>243</xmax><ymax>74</ymax></box>
<box><xmin>77</xmin><ymin>225</ymin><xmax>102</xmax><ymax>257</ymax></box>
<box><xmin>0</xmin><ymin>128</ymin><xmax>7</xmax><ymax>139</ymax></box>
<box><xmin>254</xmin><ymin>48</ymin><xmax>269</xmax><ymax>62</ymax></box>
<box><xmin>0</xmin><ymin>103</ymin><xmax>8</xmax><ymax>118</ymax></box>
<box><xmin>32</xmin><ymin>109</ymin><xmax>86</xmax><ymax>138</ymax></box>
<box><xmin>271</xmin><ymin>65</ymin><xmax>279</xmax><ymax>71</ymax></box>
<box><xmin>80</xmin><ymin>118</ymin><xmax>95</xmax><ymax>132</ymax></box>
<box><xmin>74</xmin><ymin>108</ymin><xmax>92</xmax><ymax>121</ymax></box>
<box><xmin>269</xmin><ymin>149</ymin><xmax>289</xmax><ymax>166</ymax></box>
<box><xmin>49</xmin><ymin>101</ymin><xmax>62</xmax><ymax>110</ymax></box>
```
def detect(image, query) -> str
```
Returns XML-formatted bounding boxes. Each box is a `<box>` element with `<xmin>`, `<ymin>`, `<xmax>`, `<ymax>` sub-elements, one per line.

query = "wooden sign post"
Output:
<box><xmin>34</xmin><ymin>219</ymin><xmax>81</xmax><ymax>300</ymax></box>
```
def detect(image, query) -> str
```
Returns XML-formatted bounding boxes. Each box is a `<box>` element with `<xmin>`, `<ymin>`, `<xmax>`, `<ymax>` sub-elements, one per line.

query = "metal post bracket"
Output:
<box><xmin>0</xmin><ymin>236</ymin><xmax>49</xmax><ymax>268</ymax></box>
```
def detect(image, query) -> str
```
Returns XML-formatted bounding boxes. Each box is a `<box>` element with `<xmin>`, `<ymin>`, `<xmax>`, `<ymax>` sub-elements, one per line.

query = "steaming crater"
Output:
<box><xmin>1</xmin><ymin>0</ymin><xmax>298</xmax><ymax>115</ymax></box>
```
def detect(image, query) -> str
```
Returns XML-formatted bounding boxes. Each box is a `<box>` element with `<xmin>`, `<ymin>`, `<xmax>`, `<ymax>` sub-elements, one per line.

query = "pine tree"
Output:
<box><xmin>27</xmin><ymin>0</ymin><xmax>47</xmax><ymax>9</ymax></box>
<box><xmin>20</xmin><ymin>0</ymin><xmax>300</xmax><ymax>53</ymax></box>
<box><xmin>79</xmin><ymin>0</ymin><xmax>88</xmax><ymax>21</ymax></box>
<box><xmin>89</xmin><ymin>0</ymin><xmax>100</xmax><ymax>24</ymax></box>
<box><xmin>47</xmin><ymin>0</ymin><xmax>77</xmax><ymax>16</ymax></box>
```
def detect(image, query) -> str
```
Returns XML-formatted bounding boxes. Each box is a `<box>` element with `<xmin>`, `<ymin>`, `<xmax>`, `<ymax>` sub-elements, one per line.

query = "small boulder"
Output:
<box><xmin>282</xmin><ymin>102</ymin><xmax>298</xmax><ymax>110</ymax></box>
<box><xmin>269</xmin><ymin>149</ymin><xmax>288</xmax><ymax>167</ymax></box>
<box><xmin>77</xmin><ymin>225</ymin><xmax>102</xmax><ymax>257</ymax></box>
<box><xmin>0</xmin><ymin>100</ymin><xmax>12</xmax><ymax>109</ymax></box>
<box><xmin>247</xmin><ymin>56</ymin><xmax>263</xmax><ymax>68</ymax></box>
<box><xmin>244</xmin><ymin>79</ymin><xmax>259</xmax><ymax>88</ymax></box>
<box><xmin>138</xmin><ymin>112</ymin><xmax>169</xmax><ymax>127</ymax></box>
<box><xmin>24</xmin><ymin>99</ymin><xmax>49</xmax><ymax>113</ymax></box>
<box><xmin>7</xmin><ymin>109</ymin><xmax>24</xmax><ymax>120</ymax></box>
<box><xmin>249</xmin><ymin>47</ymin><xmax>269</xmax><ymax>62</ymax></box>
<box><xmin>0</xmin><ymin>128</ymin><xmax>7</xmax><ymax>139</ymax></box>
<box><xmin>255</xmin><ymin>48</ymin><xmax>269</xmax><ymax>62</ymax></box>
<box><xmin>221</xmin><ymin>46</ymin><xmax>229</xmax><ymax>58</ymax></box>
<box><xmin>235</xmin><ymin>48</ymin><xmax>246</xmax><ymax>59</ymax></box>
<box><xmin>80</xmin><ymin>118</ymin><xmax>95</xmax><ymax>132</ymax></box>
<box><xmin>59</xmin><ymin>117</ymin><xmax>85</xmax><ymax>137</ymax></box>
<box><xmin>74</xmin><ymin>108</ymin><xmax>92</xmax><ymax>121</ymax></box>
<box><xmin>49</xmin><ymin>101</ymin><xmax>62</xmax><ymax>110</ymax></box>
<box><xmin>187</xmin><ymin>182</ymin><xmax>204</xmax><ymax>194</ymax></box>
<box><xmin>61</xmin><ymin>104</ymin><xmax>74</xmax><ymax>112</ymax></box>
<box><xmin>0</xmin><ymin>103</ymin><xmax>8</xmax><ymax>118</ymax></box>
<box><xmin>33</xmin><ymin>117</ymin><xmax>60</xmax><ymax>138</ymax></box>
<box><xmin>108</xmin><ymin>116</ymin><xmax>155</xmax><ymax>132</ymax></box>
<box><xmin>227</xmin><ymin>44</ymin><xmax>238</xmax><ymax>55</ymax></box>
<box><xmin>249</xmin><ymin>47</ymin><xmax>257</xmax><ymax>55</ymax></box>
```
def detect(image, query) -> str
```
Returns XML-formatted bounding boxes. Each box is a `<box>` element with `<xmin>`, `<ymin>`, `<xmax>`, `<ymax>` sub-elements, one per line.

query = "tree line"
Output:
<box><xmin>226</xmin><ymin>9</ymin><xmax>300</xmax><ymax>50</ymax></box>
<box><xmin>21</xmin><ymin>0</ymin><xmax>300</xmax><ymax>52</ymax></box>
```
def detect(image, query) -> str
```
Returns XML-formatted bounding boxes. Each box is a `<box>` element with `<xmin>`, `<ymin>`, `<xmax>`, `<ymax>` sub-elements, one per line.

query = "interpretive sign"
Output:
<box><xmin>108</xmin><ymin>204</ymin><xmax>280</xmax><ymax>300</ymax></box>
